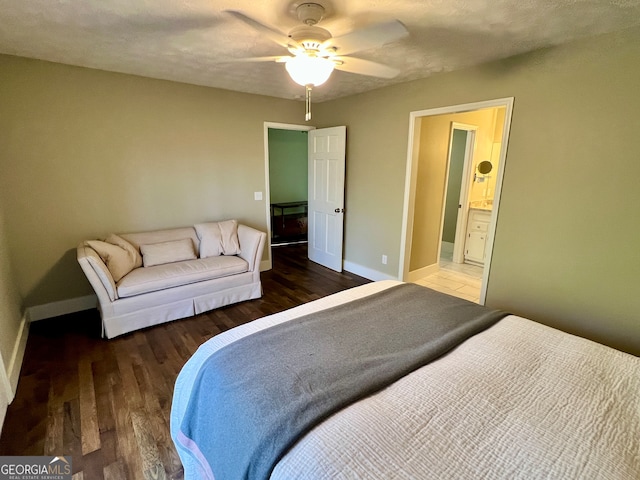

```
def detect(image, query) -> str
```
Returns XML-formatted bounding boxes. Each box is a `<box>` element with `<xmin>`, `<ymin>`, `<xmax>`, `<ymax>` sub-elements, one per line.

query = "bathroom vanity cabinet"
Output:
<box><xmin>464</xmin><ymin>209</ymin><xmax>491</xmax><ymax>265</ymax></box>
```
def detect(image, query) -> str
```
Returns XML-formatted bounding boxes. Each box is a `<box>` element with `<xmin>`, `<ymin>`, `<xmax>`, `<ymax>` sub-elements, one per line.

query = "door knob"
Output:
<box><xmin>334</xmin><ymin>208</ymin><xmax>344</xmax><ymax>213</ymax></box>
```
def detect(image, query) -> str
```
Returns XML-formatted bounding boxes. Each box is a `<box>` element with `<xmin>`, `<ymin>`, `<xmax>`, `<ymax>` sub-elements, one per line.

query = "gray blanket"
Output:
<box><xmin>178</xmin><ymin>283</ymin><xmax>508</xmax><ymax>480</ymax></box>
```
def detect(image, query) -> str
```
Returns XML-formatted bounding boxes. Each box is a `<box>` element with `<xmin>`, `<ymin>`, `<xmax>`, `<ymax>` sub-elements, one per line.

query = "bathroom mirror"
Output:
<box><xmin>477</xmin><ymin>161</ymin><xmax>493</xmax><ymax>175</ymax></box>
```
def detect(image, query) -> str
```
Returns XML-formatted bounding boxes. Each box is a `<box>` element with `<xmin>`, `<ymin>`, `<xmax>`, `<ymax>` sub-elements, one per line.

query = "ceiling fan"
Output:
<box><xmin>226</xmin><ymin>3</ymin><xmax>409</xmax><ymax>120</ymax></box>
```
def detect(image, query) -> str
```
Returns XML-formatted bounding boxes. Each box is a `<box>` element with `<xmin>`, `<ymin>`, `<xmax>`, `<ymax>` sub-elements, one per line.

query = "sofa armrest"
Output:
<box><xmin>77</xmin><ymin>243</ymin><xmax>118</xmax><ymax>302</ymax></box>
<box><xmin>237</xmin><ymin>225</ymin><xmax>266</xmax><ymax>273</ymax></box>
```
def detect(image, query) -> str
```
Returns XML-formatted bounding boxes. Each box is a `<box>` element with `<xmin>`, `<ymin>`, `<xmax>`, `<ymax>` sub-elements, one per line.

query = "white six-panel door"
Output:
<box><xmin>308</xmin><ymin>126</ymin><xmax>346</xmax><ymax>272</ymax></box>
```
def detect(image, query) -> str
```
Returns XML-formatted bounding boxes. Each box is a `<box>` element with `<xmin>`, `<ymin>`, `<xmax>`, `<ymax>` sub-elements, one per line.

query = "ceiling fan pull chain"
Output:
<box><xmin>305</xmin><ymin>84</ymin><xmax>312</xmax><ymax>121</ymax></box>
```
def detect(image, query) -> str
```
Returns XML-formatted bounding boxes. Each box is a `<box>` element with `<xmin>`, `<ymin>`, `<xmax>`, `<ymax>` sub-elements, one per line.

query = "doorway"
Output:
<box><xmin>263</xmin><ymin>122</ymin><xmax>347</xmax><ymax>273</ymax></box>
<box><xmin>399</xmin><ymin>98</ymin><xmax>514</xmax><ymax>304</ymax></box>
<box><xmin>264</xmin><ymin>122</ymin><xmax>314</xmax><ymax>270</ymax></box>
<box><xmin>268</xmin><ymin>128</ymin><xmax>309</xmax><ymax>246</ymax></box>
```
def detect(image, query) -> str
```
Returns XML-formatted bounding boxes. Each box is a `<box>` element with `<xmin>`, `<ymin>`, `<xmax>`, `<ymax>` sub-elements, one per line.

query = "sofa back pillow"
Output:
<box><xmin>140</xmin><ymin>238</ymin><xmax>197</xmax><ymax>267</ymax></box>
<box><xmin>195</xmin><ymin>220</ymin><xmax>241</xmax><ymax>258</ymax></box>
<box><xmin>106</xmin><ymin>234</ymin><xmax>143</xmax><ymax>269</ymax></box>
<box><xmin>85</xmin><ymin>234</ymin><xmax>141</xmax><ymax>282</ymax></box>
<box><xmin>121</xmin><ymin>227</ymin><xmax>200</xmax><ymax>255</ymax></box>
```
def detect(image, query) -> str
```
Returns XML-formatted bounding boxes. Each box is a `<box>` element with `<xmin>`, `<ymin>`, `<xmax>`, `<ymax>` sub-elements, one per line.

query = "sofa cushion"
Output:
<box><xmin>86</xmin><ymin>235</ymin><xmax>141</xmax><ymax>282</ymax></box>
<box><xmin>195</xmin><ymin>219</ymin><xmax>241</xmax><ymax>258</ymax></box>
<box><xmin>117</xmin><ymin>255</ymin><xmax>248</xmax><ymax>298</ymax></box>
<box><xmin>140</xmin><ymin>238</ymin><xmax>197</xmax><ymax>267</ymax></box>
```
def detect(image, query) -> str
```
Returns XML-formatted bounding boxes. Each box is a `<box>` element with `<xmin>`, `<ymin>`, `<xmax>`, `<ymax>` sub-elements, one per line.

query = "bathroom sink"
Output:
<box><xmin>469</xmin><ymin>200</ymin><xmax>493</xmax><ymax>210</ymax></box>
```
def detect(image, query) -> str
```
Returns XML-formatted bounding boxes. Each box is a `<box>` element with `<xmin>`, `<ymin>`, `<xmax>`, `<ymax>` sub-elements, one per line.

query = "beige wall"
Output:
<box><xmin>0</xmin><ymin>55</ymin><xmax>305</xmax><ymax>308</ymax></box>
<box><xmin>315</xmin><ymin>26</ymin><xmax>640</xmax><ymax>355</ymax></box>
<box><xmin>1</xmin><ymin>25</ymin><xmax>639</xmax><ymax>356</ymax></box>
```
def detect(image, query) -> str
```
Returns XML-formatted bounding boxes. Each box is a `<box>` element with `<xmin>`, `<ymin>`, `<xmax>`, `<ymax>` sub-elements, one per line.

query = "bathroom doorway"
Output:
<box><xmin>399</xmin><ymin>98</ymin><xmax>514</xmax><ymax>304</ymax></box>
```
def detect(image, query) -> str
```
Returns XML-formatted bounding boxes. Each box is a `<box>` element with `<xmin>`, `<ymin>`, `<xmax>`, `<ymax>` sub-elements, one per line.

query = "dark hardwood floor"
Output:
<box><xmin>0</xmin><ymin>244</ymin><xmax>369</xmax><ymax>479</ymax></box>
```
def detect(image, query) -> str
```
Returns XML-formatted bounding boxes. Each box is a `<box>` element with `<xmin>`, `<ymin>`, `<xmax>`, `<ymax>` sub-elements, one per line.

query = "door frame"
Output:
<box><xmin>399</xmin><ymin>97</ymin><xmax>514</xmax><ymax>304</ymax></box>
<box><xmin>447</xmin><ymin>123</ymin><xmax>478</xmax><ymax>264</ymax></box>
<box><xmin>263</xmin><ymin>122</ymin><xmax>315</xmax><ymax>270</ymax></box>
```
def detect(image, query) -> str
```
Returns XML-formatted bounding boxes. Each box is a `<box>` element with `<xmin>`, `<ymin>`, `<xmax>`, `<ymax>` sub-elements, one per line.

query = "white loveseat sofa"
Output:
<box><xmin>77</xmin><ymin>220</ymin><xmax>266</xmax><ymax>338</ymax></box>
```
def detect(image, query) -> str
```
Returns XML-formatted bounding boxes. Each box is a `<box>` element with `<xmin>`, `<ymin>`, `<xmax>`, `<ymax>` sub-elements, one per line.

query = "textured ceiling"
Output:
<box><xmin>1</xmin><ymin>0</ymin><xmax>639</xmax><ymax>102</ymax></box>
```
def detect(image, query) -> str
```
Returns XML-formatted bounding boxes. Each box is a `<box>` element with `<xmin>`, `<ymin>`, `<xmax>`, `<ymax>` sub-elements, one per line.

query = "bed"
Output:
<box><xmin>170</xmin><ymin>280</ymin><xmax>640</xmax><ymax>479</ymax></box>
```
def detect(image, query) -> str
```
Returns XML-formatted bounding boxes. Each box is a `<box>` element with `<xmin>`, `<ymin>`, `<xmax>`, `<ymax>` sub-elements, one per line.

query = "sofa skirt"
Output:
<box><xmin>102</xmin><ymin>280</ymin><xmax>262</xmax><ymax>339</ymax></box>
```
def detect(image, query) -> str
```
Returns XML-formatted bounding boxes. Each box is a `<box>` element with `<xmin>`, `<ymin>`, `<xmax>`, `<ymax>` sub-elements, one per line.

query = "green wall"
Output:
<box><xmin>268</xmin><ymin>129</ymin><xmax>308</xmax><ymax>204</ymax></box>
<box><xmin>441</xmin><ymin>129</ymin><xmax>467</xmax><ymax>244</ymax></box>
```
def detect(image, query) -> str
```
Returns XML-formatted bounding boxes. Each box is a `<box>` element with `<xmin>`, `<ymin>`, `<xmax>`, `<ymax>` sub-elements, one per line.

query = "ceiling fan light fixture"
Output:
<box><xmin>285</xmin><ymin>55</ymin><xmax>334</xmax><ymax>87</ymax></box>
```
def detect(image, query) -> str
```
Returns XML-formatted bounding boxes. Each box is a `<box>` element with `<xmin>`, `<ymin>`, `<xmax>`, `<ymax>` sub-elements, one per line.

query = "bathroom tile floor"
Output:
<box><xmin>414</xmin><ymin>250</ymin><xmax>484</xmax><ymax>304</ymax></box>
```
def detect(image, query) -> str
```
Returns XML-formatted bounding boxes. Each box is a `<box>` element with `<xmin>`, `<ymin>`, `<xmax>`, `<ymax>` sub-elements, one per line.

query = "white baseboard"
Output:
<box><xmin>0</xmin><ymin>352</ymin><xmax>9</xmax><ymax>434</ymax></box>
<box><xmin>27</xmin><ymin>294</ymin><xmax>97</xmax><ymax>322</ymax></box>
<box><xmin>407</xmin><ymin>263</ymin><xmax>439</xmax><ymax>282</ymax></box>
<box><xmin>6</xmin><ymin>314</ymin><xmax>29</xmax><ymax>399</ymax></box>
<box><xmin>0</xmin><ymin>392</ymin><xmax>6</xmax><ymax>435</ymax></box>
<box><xmin>0</xmin><ymin>313</ymin><xmax>29</xmax><ymax>434</ymax></box>
<box><xmin>0</xmin><ymin>312</ymin><xmax>29</xmax><ymax>409</ymax></box>
<box><xmin>343</xmin><ymin>260</ymin><xmax>398</xmax><ymax>282</ymax></box>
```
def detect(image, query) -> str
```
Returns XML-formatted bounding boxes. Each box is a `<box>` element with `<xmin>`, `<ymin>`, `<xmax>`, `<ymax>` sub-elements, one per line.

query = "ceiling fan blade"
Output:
<box><xmin>325</xmin><ymin>20</ymin><xmax>409</xmax><ymax>56</ymax></box>
<box><xmin>225</xmin><ymin>10</ymin><xmax>292</xmax><ymax>49</ymax></box>
<box><xmin>333</xmin><ymin>57</ymin><xmax>401</xmax><ymax>78</ymax></box>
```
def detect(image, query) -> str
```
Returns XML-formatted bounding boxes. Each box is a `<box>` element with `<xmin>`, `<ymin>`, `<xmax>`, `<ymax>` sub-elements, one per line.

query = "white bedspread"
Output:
<box><xmin>171</xmin><ymin>281</ymin><xmax>640</xmax><ymax>479</ymax></box>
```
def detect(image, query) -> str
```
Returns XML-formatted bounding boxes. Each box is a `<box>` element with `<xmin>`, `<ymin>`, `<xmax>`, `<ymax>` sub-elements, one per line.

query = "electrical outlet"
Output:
<box><xmin>254</xmin><ymin>191</ymin><xmax>263</xmax><ymax>201</ymax></box>
<box><xmin>382</xmin><ymin>254</ymin><xmax>388</xmax><ymax>265</ymax></box>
